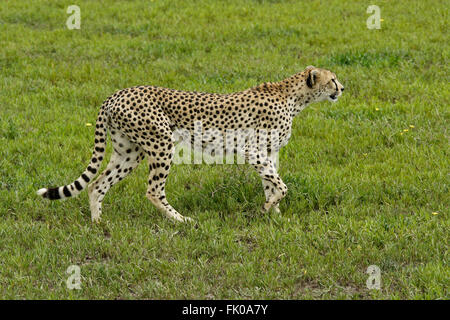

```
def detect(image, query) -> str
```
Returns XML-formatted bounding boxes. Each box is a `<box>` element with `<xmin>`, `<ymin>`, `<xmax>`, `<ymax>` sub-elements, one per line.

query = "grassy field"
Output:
<box><xmin>0</xmin><ymin>0</ymin><xmax>448</xmax><ymax>299</ymax></box>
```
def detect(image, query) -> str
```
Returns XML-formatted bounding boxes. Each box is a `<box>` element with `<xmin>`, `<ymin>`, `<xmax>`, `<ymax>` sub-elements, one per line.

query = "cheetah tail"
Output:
<box><xmin>37</xmin><ymin>109</ymin><xmax>108</xmax><ymax>200</ymax></box>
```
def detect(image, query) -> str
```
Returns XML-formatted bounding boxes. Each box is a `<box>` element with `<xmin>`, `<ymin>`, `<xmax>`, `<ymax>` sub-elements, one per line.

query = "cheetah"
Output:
<box><xmin>37</xmin><ymin>66</ymin><xmax>344</xmax><ymax>223</ymax></box>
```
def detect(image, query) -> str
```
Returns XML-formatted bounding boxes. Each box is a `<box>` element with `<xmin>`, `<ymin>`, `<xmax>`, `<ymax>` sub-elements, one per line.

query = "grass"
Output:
<box><xmin>0</xmin><ymin>0</ymin><xmax>448</xmax><ymax>299</ymax></box>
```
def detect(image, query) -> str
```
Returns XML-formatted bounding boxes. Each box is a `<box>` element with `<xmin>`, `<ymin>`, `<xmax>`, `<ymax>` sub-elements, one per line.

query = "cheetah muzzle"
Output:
<box><xmin>37</xmin><ymin>66</ymin><xmax>344</xmax><ymax>223</ymax></box>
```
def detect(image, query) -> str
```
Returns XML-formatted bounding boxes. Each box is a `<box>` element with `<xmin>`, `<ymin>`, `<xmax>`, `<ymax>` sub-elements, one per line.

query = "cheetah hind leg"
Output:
<box><xmin>143</xmin><ymin>135</ymin><xmax>193</xmax><ymax>223</ymax></box>
<box><xmin>87</xmin><ymin>132</ymin><xmax>145</xmax><ymax>223</ymax></box>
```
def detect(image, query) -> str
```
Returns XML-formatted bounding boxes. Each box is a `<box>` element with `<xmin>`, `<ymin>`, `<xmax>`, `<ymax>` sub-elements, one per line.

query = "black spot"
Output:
<box><xmin>63</xmin><ymin>186</ymin><xmax>71</xmax><ymax>197</ymax></box>
<box><xmin>81</xmin><ymin>174</ymin><xmax>90</xmax><ymax>183</ymax></box>
<box><xmin>87</xmin><ymin>166</ymin><xmax>97</xmax><ymax>174</ymax></box>
<box><xmin>47</xmin><ymin>188</ymin><xmax>61</xmax><ymax>200</ymax></box>
<box><xmin>74</xmin><ymin>180</ymin><xmax>83</xmax><ymax>191</ymax></box>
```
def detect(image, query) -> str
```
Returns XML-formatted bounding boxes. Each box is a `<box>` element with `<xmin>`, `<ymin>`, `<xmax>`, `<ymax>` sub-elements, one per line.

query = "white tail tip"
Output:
<box><xmin>37</xmin><ymin>188</ymin><xmax>48</xmax><ymax>196</ymax></box>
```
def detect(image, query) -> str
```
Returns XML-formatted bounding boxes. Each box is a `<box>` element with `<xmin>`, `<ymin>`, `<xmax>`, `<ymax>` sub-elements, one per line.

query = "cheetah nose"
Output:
<box><xmin>341</xmin><ymin>87</ymin><xmax>345</xmax><ymax>92</ymax></box>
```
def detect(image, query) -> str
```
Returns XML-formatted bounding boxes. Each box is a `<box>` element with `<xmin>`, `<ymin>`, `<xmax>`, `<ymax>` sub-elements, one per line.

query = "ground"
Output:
<box><xmin>0</xmin><ymin>0</ymin><xmax>448</xmax><ymax>299</ymax></box>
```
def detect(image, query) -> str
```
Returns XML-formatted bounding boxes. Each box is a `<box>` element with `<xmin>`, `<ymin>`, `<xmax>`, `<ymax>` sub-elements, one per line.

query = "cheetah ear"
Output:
<box><xmin>306</xmin><ymin>68</ymin><xmax>319</xmax><ymax>89</ymax></box>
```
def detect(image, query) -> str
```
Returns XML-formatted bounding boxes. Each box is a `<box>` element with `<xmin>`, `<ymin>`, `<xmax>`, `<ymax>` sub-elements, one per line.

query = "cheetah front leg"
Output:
<box><xmin>261</xmin><ymin>152</ymin><xmax>282</xmax><ymax>213</ymax></box>
<box><xmin>246</xmin><ymin>150</ymin><xmax>287</xmax><ymax>213</ymax></box>
<box><xmin>262</xmin><ymin>180</ymin><xmax>281</xmax><ymax>213</ymax></box>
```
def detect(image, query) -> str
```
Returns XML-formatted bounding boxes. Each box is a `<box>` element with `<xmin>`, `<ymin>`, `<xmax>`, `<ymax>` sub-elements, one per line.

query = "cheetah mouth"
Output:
<box><xmin>328</xmin><ymin>93</ymin><xmax>338</xmax><ymax>102</ymax></box>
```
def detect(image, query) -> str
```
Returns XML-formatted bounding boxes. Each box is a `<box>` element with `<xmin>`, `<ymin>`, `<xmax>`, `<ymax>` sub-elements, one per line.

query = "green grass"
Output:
<box><xmin>0</xmin><ymin>0</ymin><xmax>448</xmax><ymax>299</ymax></box>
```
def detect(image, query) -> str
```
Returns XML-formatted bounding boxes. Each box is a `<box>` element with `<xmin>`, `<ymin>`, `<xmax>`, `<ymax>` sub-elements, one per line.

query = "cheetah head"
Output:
<box><xmin>305</xmin><ymin>66</ymin><xmax>344</xmax><ymax>103</ymax></box>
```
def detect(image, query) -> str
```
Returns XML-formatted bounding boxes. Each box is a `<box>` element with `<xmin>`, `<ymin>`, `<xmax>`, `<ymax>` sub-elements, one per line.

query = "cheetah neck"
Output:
<box><xmin>288</xmin><ymin>97</ymin><xmax>312</xmax><ymax>117</ymax></box>
<box><xmin>278</xmin><ymin>72</ymin><xmax>314</xmax><ymax>117</ymax></box>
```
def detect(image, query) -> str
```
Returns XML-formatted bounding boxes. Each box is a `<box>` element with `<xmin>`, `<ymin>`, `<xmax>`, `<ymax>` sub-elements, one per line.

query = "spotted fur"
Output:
<box><xmin>37</xmin><ymin>66</ymin><xmax>344</xmax><ymax>223</ymax></box>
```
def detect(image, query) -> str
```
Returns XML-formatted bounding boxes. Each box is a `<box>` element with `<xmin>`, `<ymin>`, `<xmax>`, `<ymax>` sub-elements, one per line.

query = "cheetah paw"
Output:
<box><xmin>261</xmin><ymin>204</ymin><xmax>280</xmax><ymax>214</ymax></box>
